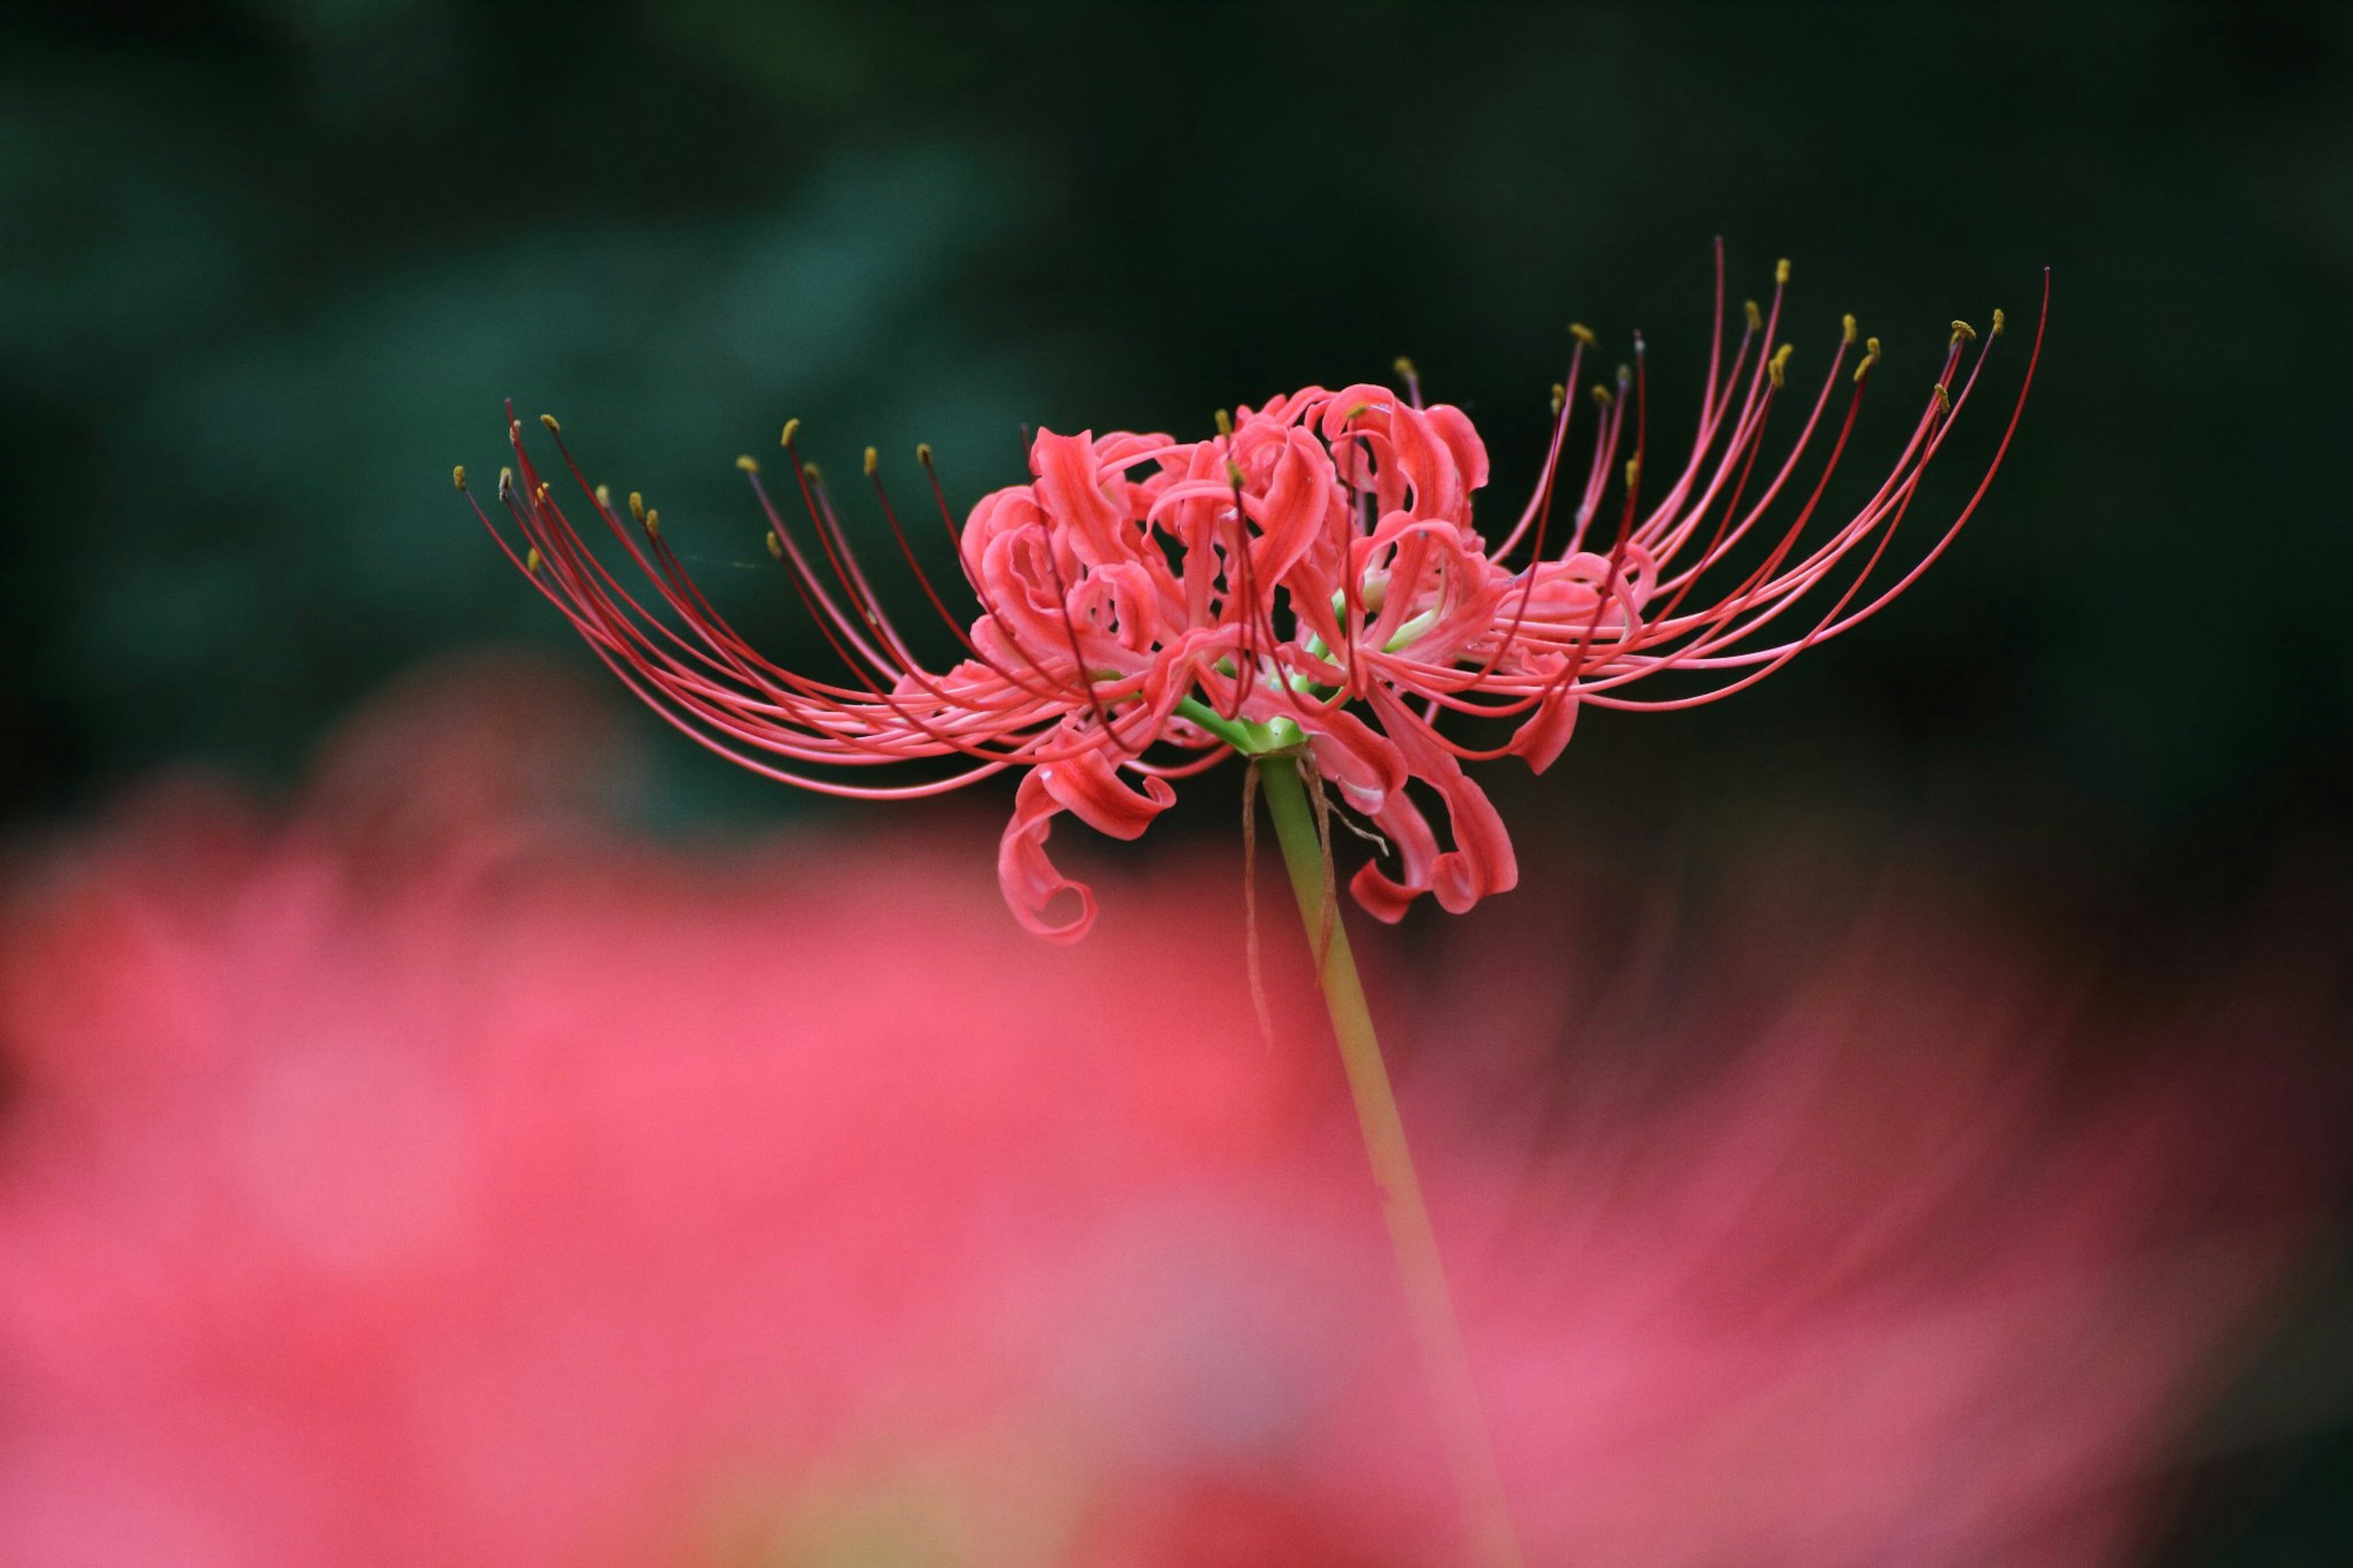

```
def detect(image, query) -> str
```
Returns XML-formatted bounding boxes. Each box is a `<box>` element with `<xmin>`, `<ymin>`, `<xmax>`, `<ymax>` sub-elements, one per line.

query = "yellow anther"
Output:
<box><xmin>452</xmin><ymin>464</ymin><xmax>468</xmax><ymax>491</ymax></box>
<box><xmin>1744</xmin><ymin>299</ymin><xmax>1763</xmax><ymax>332</ymax></box>
<box><xmin>1549</xmin><ymin>381</ymin><xmax>1566</xmax><ymax>415</ymax></box>
<box><xmin>539</xmin><ymin>414</ymin><xmax>561</xmax><ymax>436</ymax></box>
<box><xmin>1590</xmin><ymin>382</ymin><xmax>1614</xmax><ymax>407</ymax></box>
<box><xmin>1768</xmin><ymin>343</ymin><xmax>1794</xmax><ymax>388</ymax></box>
<box><xmin>1214</xmin><ymin>408</ymin><xmax>1233</xmax><ymax>437</ymax></box>
<box><xmin>627</xmin><ymin>490</ymin><xmax>646</xmax><ymax>524</ymax></box>
<box><xmin>916</xmin><ymin>441</ymin><xmax>934</xmax><ymax>465</ymax></box>
<box><xmin>1991</xmin><ymin>307</ymin><xmax>2007</xmax><ymax>337</ymax></box>
<box><xmin>764</xmin><ymin>529</ymin><xmax>782</xmax><ymax>560</ymax></box>
<box><xmin>1854</xmin><ymin>336</ymin><xmax>1883</xmax><ymax>383</ymax></box>
<box><xmin>1568</xmin><ymin>322</ymin><xmax>1597</xmax><ymax>347</ymax></box>
<box><xmin>533</xmin><ymin>481</ymin><xmax>549</xmax><ymax>502</ymax></box>
<box><xmin>1932</xmin><ymin>383</ymin><xmax>1951</xmax><ymax>412</ymax></box>
<box><xmin>594</xmin><ymin>483</ymin><xmax>611</xmax><ymax>508</ymax></box>
<box><xmin>1775</xmin><ymin>257</ymin><xmax>1791</xmax><ymax>285</ymax></box>
<box><xmin>802</xmin><ymin>461</ymin><xmax>822</xmax><ymax>485</ymax></box>
<box><xmin>645</xmin><ymin>507</ymin><xmax>662</xmax><ymax>538</ymax></box>
<box><xmin>497</xmin><ymin>465</ymin><xmax>514</xmax><ymax>495</ymax></box>
<box><xmin>525</xmin><ymin>547</ymin><xmax>543</xmax><ymax>574</ymax></box>
<box><xmin>1624</xmin><ymin>456</ymin><xmax>1642</xmax><ymax>489</ymax></box>
<box><xmin>863</xmin><ymin>445</ymin><xmax>879</xmax><ymax>477</ymax></box>
<box><xmin>735</xmin><ymin>455</ymin><xmax>759</xmax><ymax>474</ymax></box>
<box><xmin>1950</xmin><ymin>319</ymin><xmax>1977</xmax><ymax>346</ymax></box>
<box><xmin>1843</xmin><ymin>312</ymin><xmax>1858</xmax><ymax>345</ymax></box>
<box><xmin>508</xmin><ymin>419</ymin><xmax>521</xmax><ymax>440</ymax></box>
<box><xmin>1393</xmin><ymin>355</ymin><xmax>1417</xmax><ymax>380</ymax></box>
<box><xmin>779</xmin><ymin>418</ymin><xmax>801</xmax><ymax>447</ymax></box>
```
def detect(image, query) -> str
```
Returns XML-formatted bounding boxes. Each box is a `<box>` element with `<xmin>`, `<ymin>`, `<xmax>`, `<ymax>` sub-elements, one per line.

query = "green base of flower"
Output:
<box><xmin>1174</xmin><ymin>694</ymin><xmax>1305</xmax><ymax>756</ymax></box>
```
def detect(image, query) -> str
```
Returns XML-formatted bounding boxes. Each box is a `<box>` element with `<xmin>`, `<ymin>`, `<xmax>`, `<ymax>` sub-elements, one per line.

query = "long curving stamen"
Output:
<box><xmin>1588</xmin><ymin>275</ymin><xmax>2044</xmax><ymax>705</ymax></box>
<box><xmin>509</xmin><ymin>410</ymin><xmax>1096</xmax><ymax>773</ymax></box>
<box><xmin>1491</xmin><ymin>326</ymin><xmax>1590</xmax><ymax>561</ymax></box>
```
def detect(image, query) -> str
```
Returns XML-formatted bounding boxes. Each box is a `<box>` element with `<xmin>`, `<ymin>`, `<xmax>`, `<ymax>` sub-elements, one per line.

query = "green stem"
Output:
<box><xmin>1256</xmin><ymin>757</ymin><xmax>1525</xmax><ymax>1568</ymax></box>
<box><xmin>1174</xmin><ymin>694</ymin><xmax>1262</xmax><ymax>753</ymax></box>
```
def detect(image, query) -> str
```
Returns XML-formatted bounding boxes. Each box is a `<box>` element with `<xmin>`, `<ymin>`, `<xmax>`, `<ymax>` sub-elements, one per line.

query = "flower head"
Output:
<box><xmin>464</xmin><ymin>248</ymin><xmax>2044</xmax><ymax>938</ymax></box>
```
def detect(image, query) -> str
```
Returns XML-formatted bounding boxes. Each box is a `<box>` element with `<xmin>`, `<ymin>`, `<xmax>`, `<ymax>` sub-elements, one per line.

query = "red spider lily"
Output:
<box><xmin>463</xmin><ymin>247</ymin><xmax>2045</xmax><ymax>939</ymax></box>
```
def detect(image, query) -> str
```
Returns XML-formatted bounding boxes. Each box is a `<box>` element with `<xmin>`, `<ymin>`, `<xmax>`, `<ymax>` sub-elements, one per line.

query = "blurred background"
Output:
<box><xmin>1</xmin><ymin>2</ymin><xmax>2349</xmax><ymax>1564</ymax></box>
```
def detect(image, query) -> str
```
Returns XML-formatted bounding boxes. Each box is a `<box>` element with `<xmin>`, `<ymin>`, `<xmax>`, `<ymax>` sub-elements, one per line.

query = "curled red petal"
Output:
<box><xmin>1365</xmin><ymin>686</ymin><xmax>1518</xmax><ymax>915</ymax></box>
<box><xmin>1303</xmin><ymin>706</ymin><xmax>1409</xmax><ymax>816</ymax></box>
<box><xmin>997</xmin><ymin>769</ymin><xmax>1097</xmax><ymax>942</ymax></box>
<box><xmin>1250</xmin><ymin>426</ymin><xmax>1336</xmax><ymax>587</ymax></box>
<box><xmin>1389</xmin><ymin>403</ymin><xmax>1482</xmax><ymax>525</ymax></box>
<box><xmin>1038</xmin><ymin>741</ymin><xmax>1177</xmax><ymax>841</ymax></box>
<box><xmin>1348</xmin><ymin>784</ymin><xmax>1441</xmax><ymax>925</ymax></box>
<box><xmin>1422</xmin><ymin>403</ymin><xmax>1491</xmax><ymax>506</ymax></box>
<box><xmin>1032</xmin><ymin>428</ymin><xmax>1131</xmax><ymax>567</ymax></box>
<box><xmin>1507</xmin><ymin>689</ymin><xmax>1580</xmax><ymax>774</ymax></box>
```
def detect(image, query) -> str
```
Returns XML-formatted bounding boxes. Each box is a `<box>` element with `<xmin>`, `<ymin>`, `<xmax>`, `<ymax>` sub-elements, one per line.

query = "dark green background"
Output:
<box><xmin>3</xmin><ymin>2</ymin><xmax>2347</xmax><ymax>1559</ymax></box>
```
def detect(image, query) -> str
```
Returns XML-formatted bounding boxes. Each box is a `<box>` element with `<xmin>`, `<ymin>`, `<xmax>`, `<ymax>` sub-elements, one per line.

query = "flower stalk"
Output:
<box><xmin>1256</xmin><ymin>754</ymin><xmax>1523</xmax><ymax>1568</ymax></box>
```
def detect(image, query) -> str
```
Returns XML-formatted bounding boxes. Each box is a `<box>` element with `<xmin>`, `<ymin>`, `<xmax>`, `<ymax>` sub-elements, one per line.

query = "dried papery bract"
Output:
<box><xmin>463</xmin><ymin>246</ymin><xmax>2045</xmax><ymax>940</ymax></box>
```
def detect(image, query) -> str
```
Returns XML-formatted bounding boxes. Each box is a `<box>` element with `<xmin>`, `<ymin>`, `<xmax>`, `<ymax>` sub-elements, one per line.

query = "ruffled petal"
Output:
<box><xmin>1507</xmin><ymin>688</ymin><xmax>1580</xmax><ymax>774</ymax></box>
<box><xmin>1422</xmin><ymin>403</ymin><xmax>1490</xmax><ymax>502</ymax></box>
<box><xmin>1388</xmin><ymin>403</ymin><xmax>1474</xmax><ymax>525</ymax></box>
<box><xmin>1364</xmin><ymin>686</ymin><xmax>1518</xmax><ymax>915</ymax></box>
<box><xmin>1349</xmin><ymin>784</ymin><xmax>1441</xmax><ymax>925</ymax></box>
<box><xmin>1303</xmin><ymin>705</ymin><xmax>1409</xmax><ymax>816</ymax></box>
<box><xmin>960</xmin><ymin>487</ymin><xmax>1045</xmax><ymax>585</ymax></box>
<box><xmin>997</xmin><ymin>769</ymin><xmax>1096</xmax><ymax>942</ymax></box>
<box><xmin>1248</xmin><ymin>426</ymin><xmax>1336</xmax><ymax>588</ymax></box>
<box><xmin>1032</xmin><ymin>428</ymin><xmax>1132</xmax><ymax>567</ymax></box>
<box><xmin>1037</xmin><ymin>741</ymin><xmax>1177</xmax><ymax>841</ymax></box>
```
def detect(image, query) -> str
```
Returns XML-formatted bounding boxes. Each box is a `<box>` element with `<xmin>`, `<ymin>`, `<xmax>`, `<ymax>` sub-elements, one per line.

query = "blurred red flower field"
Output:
<box><xmin>0</xmin><ymin>660</ymin><xmax>2338</xmax><ymax>1567</ymax></box>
